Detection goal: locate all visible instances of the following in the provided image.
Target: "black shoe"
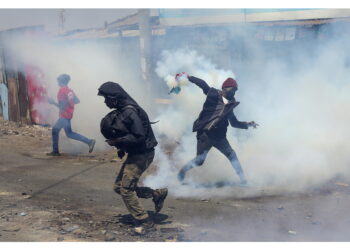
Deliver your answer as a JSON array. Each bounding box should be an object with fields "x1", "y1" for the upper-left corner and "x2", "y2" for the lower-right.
[
  {"x1": 133, "y1": 217, "x2": 155, "y2": 235},
  {"x1": 88, "y1": 139, "x2": 96, "y2": 153},
  {"x1": 153, "y1": 188, "x2": 168, "y2": 213},
  {"x1": 46, "y1": 151, "x2": 61, "y2": 156},
  {"x1": 177, "y1": 170, "x2": 186, "y2": 182}
]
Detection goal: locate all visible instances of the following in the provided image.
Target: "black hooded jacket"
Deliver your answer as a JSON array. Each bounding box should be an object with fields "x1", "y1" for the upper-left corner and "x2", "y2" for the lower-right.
[
  {"x1": 99, "y1": 82, "x2": 158, "y2": 154},
  {"x1": 189, "y1": 76, "x2": 248, "y2": 138}
]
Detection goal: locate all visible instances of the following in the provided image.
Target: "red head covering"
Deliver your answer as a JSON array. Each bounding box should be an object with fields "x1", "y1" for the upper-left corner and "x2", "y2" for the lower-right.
[{"x1": 222, "y1": 78, "x2": 238, "y2": 89}]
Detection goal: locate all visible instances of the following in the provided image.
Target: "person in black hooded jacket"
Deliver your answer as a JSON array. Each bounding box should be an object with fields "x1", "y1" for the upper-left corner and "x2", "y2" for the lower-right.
[
  {"x1": 177, "y1": 74, "x2": 258, "y2": 185},
  {"x1": 98, "y1": 81, "x2": 168, "y2": 233}
]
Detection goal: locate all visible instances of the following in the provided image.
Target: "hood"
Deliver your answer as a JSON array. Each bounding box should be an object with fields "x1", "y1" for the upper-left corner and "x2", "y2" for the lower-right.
[{"x1": 98, "y1": 81, "x2": 139, "y2": 109}]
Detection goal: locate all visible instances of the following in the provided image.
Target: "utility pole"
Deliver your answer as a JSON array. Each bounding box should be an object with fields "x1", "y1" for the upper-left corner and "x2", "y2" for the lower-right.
[{"x1": 138, "y1": 9, "x2": 152, "y2": 98}]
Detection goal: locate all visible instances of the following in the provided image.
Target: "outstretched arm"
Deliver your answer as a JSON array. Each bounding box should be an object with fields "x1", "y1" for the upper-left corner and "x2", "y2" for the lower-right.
[
  {"x1": 229, "y1": 112, "x2": 259, "y2": 129},
  {"x1": 228, "y1": 112, "x2": 248, "y2": 129},
  {"x1": 188, "y1": 76, "x2": 211, "y2": 95}
]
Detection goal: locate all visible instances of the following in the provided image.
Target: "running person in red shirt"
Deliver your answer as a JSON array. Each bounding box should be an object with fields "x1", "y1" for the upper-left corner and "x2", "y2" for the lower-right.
[{"x1": 47, "y1": 74, "x2": 96, "y2": 156}]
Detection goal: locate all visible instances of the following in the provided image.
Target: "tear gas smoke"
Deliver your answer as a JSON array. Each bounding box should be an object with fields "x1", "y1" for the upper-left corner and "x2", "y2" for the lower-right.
[
  {"x1": 2, "y1": 34, "x2": 152, "y2": 153},
  {"x1": 144, "y1": 33, "x2": 350, "y2": 198},
  {"x1": 3, "y1": 22, "x2": 350, "y2": 199}
]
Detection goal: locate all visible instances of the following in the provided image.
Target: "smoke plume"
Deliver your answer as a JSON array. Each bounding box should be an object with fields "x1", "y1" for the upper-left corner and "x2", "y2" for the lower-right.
[
  {"x1": 144, "y1": 27, "x2": 350, "y2": 198},
  {"x1": 3, "y1": 21, "x2": 350, "y2": 199},
  {"x1": 3, "y1": 33, "x2": 150, "y2": 153}
]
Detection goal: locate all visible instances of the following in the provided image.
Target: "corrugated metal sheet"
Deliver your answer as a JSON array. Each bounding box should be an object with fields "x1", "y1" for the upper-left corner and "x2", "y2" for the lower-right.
[
  {"x1": 58, "y1": 9, "x2": 350, "y2": 40},
  {"x1": 252, "y1": 17, "x2": 350, "y2": 26},
  {"x1": 159, "y1": 9, "x2": 245, "y2": 26},
  {"x1": 56, "y1": 28, "x2": 120, "y2": 40},
  {"x1": 246, "y1": 9, "x2": 350, "y2": 22},
  {"x1": 59, "y1": 27, "x2": 166, "y2": 40},
  {"x1": 17, "y1": 71, "x2": 30, "y2": 123},
  {"x1": 0, "y1": 83, "x2": 8, "y2": 120},
  {"x1": 107, "y1": 9, "x2": 158, "y2": 28},
  {"x1": 107, "y1": 13, "x2": 139, "y2": 29},
  {"x1": 158, "y1": 9, "x2": 350, "y2": 26},
  {"x1": 7, "y1": 76, "x2": 20, "y2": 122},
  {"x1": 0, "y1": 26, "x2": 40, "y2": 123}
]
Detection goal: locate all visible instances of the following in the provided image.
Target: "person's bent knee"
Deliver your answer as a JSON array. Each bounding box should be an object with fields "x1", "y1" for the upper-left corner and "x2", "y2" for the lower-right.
[
  {"x1": 120, "y1": 186, "x2": 135, "y2": 197},
  {"x1": 227, "y1": 151, "x2": 238, "y2": 161},
  {"x1": 65, "y1": 131, "x2": 74, "y2": 138}
]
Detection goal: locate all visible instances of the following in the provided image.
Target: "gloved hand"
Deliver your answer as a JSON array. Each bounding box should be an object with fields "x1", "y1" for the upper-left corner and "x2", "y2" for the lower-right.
[
  {"x1": 247, "y1": 121, "x2": 259, "y2": 128},
  {"x1": 117, "y1": 149, "x2": 125, "y2": 159}
]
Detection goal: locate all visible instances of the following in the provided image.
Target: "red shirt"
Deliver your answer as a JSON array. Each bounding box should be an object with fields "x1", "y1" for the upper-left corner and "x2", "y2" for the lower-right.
[{"x1": 57, "y1": 86, "x2": 75, "y2": 119}]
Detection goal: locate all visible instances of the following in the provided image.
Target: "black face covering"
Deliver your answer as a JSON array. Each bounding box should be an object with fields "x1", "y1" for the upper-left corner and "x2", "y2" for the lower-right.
[
  {"x1": 104, "y1": 97, "x2": 118, "y2": 109},
  {"x1": 222, "y1": 87, "x2": 237, "y2": 100}
]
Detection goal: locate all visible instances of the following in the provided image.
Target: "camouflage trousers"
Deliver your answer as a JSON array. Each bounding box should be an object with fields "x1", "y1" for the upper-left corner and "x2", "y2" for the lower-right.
[{"x1": 113, "y1": 150, "x2": 155, "y2": 220}]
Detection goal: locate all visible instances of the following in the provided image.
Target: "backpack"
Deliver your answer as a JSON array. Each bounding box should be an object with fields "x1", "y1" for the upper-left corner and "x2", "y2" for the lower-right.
[
  {"x1": 100, "y1": 109, "x2": 129, "y2": 139},
  {"x1": 100, "y1": 105, "x2": 141, "y2": 140}
]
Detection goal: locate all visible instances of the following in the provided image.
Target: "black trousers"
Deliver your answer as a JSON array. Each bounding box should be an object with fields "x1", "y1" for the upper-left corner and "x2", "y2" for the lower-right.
[{"x1": 179, "y1": 131, "x2": 246, "y2": 181}]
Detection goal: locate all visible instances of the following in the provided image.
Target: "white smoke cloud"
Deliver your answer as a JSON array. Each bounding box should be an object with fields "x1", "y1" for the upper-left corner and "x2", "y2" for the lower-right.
[
  {"x1": 3, "y1": 34, "x2": 149, "y2": 153},
  {"x1": 145, "y1": 49, "x2": 246, "y2": 197},
  {"x1": 4, "y1": 23, "x2": 350, "y2": 200},
  {"x1": 153, "y1": 48, "x2": 236, "y2": 138},
  {"x1": 145, "y1": 34, "x2": 350, "y2": 198}
]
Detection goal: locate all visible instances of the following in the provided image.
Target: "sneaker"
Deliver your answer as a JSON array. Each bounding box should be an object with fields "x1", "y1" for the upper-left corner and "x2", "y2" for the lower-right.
[
  {"x1": 133, "y1": 217, "x2": 155, "y2": 235},
  {"x1": 46, "y1": 151, "x2": 61, "y2": 156},
  {"x1": 88, "y1": 139, "x2": 96, "y2": 153},
  {"x1": 153, "y1": 188, "x2": 168, "y2": 213}
]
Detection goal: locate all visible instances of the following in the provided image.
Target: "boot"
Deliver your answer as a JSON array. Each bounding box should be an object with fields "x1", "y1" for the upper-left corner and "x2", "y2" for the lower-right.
[
  {"x1": 133, "y1": 216, "x2": 155, "y2": 235},
  {"x1": 152, "y1": 188, "x2": 168, "y2": 213}
]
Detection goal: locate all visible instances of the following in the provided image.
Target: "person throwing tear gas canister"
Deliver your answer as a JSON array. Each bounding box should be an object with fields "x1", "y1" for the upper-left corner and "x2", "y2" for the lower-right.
[
  {"x1": 98, "y1": 81, "x2": 168, "y2": 234},
  {"x1": 177, "y1": 73, "x2": 258, "y2": 186}
]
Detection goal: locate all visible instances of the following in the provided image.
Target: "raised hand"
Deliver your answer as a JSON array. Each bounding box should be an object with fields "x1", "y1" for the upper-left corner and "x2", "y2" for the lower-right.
[{"x1": 247, "y1": 121, "x2": 259, "y2": 128}]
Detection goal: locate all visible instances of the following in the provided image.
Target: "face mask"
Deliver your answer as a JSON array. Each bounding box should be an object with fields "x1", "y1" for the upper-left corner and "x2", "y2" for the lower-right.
[
  {"x1": 104, "y1": 97, "x2": 118, "y2": 109},
  {"x1": 222, "y1": 87, "x2": 236, "y2": 100}
]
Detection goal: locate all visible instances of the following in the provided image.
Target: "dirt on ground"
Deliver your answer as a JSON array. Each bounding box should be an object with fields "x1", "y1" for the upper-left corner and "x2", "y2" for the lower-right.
[{"x1": 1, "y1": 117, "x2": 350, "y2": 242}]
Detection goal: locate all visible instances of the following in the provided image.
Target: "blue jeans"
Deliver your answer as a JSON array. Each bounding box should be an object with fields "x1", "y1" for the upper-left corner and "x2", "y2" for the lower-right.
[{"x1": 52, "y1": 118, "x2": 91, "y2": 152}]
